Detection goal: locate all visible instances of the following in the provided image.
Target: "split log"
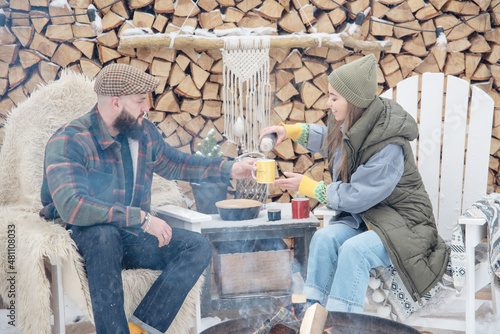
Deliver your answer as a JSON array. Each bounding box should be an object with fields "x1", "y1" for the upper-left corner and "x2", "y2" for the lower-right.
[
  {"x1": 18, "y1": 49, "x2": 45, "y2": 69},
  {"x1": 466, "y1": 53, "x2": 482, "y2": 78},
  {"x1": 199, "y1": 10, "x2": 224, "y2": 29},
  {"x1": 96, "y1": 30, "x2": 119, "y2": 48},
  {"x1": 23, "y1": 70, "x2": 44, "y2": 94},
  {"x1": 395, "y1": 55, "x2": 423, "y2": 77},
  {"x1": 184, "y1": 115, "x2": 205, "y2": 136},
  {"x1": 48, "y1": 3, "x2": 75, "y2": 25},
  {"x1": 8, "y1": 85, "x2": 29, "y2": 106},
  {"x1": 79, "y1": 58, "x2": 102, "y2": 79},
  {"x1": 447, "y1": 38, "x2": 472, "y2": 53},
  {"x1": 175, "y1": 75, "x2": 202, "y2": 98},
  {"x1": 258, "y1": 0, "x2": 285, "y2": 20},
  {"x1": 289, "y1": 101, "x2": 305, "y2": 122},
  {"x1": 174, "y1": 0, "x2": 201, "y2": 16},
  {"x1": 300, "y1": 82, "x2": 323, "y2": 108},
  {"x1": 303, "y1": 59, "x2": 328, "y2": 76},
  {"x1": 299, "y1": 303, "x2": 328, "y2": 334},
  {"x1": 444, "y1": 51, "x2": 465, "y2": 76},
  {"x1": 471, "y1": 63, "x2": 491, "y2": 81},
  {"x1": 150, "y1": 58, "x2": 172, "y2": 77},
  {"x1": 10, "y1": 26, "x2": 34, "y2": 47},
  {"x1": 191, "y1": 63, "x2": 210, "y2": 89},
  {"x1": 8, "y1": 65, "x2": 27, "y2": 88},
  {"x1": 276, "y1": 70, "x2": 294, "y2": 92},
  {"x1": 158, "y1": 114, "x2": 178, "y2": 137},
  {"x1": 202, "y1": 82, "x2": 220, "y2": 100},
  {"x1": 153, "y1": 15, "x2": 169, "y2": 33},
  {"x1": 415, "y1": 3, "x2": 440, "y2": 20},
  {"x1": 155, "y1": 0, "x2": 174, "y2": 13},
  {"x1": 200, "y1": 100, "x2": 222, "y2": 119},
  {"x1": 72, "y1": 24, "x2": 98, "y2": 39},
  {"x1": 98, "y1": 45, "x2": 121, "y2": 63},
  {"x1": 294, "y1": 154, "x2": 314, "y2": 173},
  {"x1": 276, "y1": 81, "x2": 299, "y2": 102},
  {"x1": 38, "y1": 61, "x2": 60, "y2": 83},
  {"x1": 30, "y1": 33, "x2": 58, "y2": 57},
  {"x1": 294, "y1": 67, "x2": 313, "y2": 84},
  {"x1": 10, "y1": 0, "x2": 31, "y2": 11},
  {"x1": 172, "y1": 112, "x2": 192, "y2": 128},
  {"x1": 0, "y1": 61, "x2": 9, "y2": 78},
  {"x1": 0, "y1": 44, "x2": 19, "y2": 65},
  {"x1": 73, "y1": 39, "x2": 95, "y2": 59},
  {"x1": 102, "y1": 11, "x2": 125, "y2": 31},
  {"x1": 0, "y1": 79, "x2": 8, "y2": 96},
  {"x1": 275, "y1": 138, "x2": 296, "y2": 160},
  {"x1": 155, "y1": 89, "x2": 180, "y2": 112},
  {"x1": 386, "y1": 1, "x2": 416, "y2": 22},
  {"x1": 181, "y1": 98, "x2": 203, "y2": 116},
  {"x1": 133, "y1": 11, "x2": 155, "y2": 28},
  {"x1": 129, "y1": 0, "x2": 154, "y2": 9}
]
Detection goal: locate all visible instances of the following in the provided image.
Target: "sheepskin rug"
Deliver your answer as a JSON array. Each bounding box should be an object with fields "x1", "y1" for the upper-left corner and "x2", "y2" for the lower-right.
[{"x1": 0, "y1": 70, "x2": 201, "y2": 333}]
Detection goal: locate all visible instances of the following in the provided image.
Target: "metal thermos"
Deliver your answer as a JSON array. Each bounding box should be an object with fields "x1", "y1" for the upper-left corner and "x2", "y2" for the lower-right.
[{"x1": 259, "y1": 133, "x2": 277, "y2": 153}]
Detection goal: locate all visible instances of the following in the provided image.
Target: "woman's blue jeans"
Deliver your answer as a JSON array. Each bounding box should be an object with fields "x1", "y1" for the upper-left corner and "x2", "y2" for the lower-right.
[
  {"x1": 68, "y1": 224, "x2": 212, "y2": 334},
  {"x1": 303, "y1": 223, "x2": 391, "y2": 313}
]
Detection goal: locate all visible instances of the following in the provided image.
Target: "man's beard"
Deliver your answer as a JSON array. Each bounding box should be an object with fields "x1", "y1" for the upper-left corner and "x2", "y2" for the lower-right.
[{"x1": 113, "y1": 107, "x2": 144, "y2": 140}]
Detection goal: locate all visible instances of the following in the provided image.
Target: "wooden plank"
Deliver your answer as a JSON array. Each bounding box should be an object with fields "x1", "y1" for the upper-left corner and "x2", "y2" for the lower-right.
[
  {"x1": 418, "y1": 73, "x2": 445, "y2": 221},
  {"x1": 215, "y1": 249, "x2": 291, "y2": 295},
  {"x1": 438, "y1": 76, "x2": 469, "y2": 240},
  {"x1": 395, "y1": 75, "x2": 419, "y2": 156},
  {"x1": 462, "y1": 86, "x2": 494, "y2": 210}
]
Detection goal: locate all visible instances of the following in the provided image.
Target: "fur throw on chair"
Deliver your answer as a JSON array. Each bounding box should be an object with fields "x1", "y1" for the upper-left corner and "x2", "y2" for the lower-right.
[{"x1": 0, "y1": 70, "x2": 201, "y2": 334}]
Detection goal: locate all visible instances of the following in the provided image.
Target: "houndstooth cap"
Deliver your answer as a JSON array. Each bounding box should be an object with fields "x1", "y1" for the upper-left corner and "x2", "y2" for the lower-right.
[{"x1": 94, "y1": 63, "x2": 160, "y2": 96}]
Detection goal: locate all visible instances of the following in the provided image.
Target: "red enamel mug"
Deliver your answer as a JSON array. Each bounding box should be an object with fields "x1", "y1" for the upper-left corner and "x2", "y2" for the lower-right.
[{"x1": 292, "y1": 198, "x2": 310, "y2": 219}]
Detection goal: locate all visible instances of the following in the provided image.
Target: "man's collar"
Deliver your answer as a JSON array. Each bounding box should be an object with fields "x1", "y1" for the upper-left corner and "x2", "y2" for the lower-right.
[{"x1": 90, "y1": 106, "x2": 117, "y2": 150}]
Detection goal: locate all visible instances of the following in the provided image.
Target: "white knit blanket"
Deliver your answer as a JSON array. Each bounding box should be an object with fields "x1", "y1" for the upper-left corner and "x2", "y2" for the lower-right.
[
  {"x1": 451, "y1": 193, "x2": 500, "y2": 293},
  {"x1": 370, "y1": 194, "x2": 500, "y2": 322}
]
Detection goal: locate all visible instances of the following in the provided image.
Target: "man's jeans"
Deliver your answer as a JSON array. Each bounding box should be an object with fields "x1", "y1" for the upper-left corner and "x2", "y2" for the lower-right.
[
  {"x1": 303, "y1": 223, "x2": 391, "y2": 313},
  {"x1": 68, "y1": 224, "x2": 212, "y2": 334}
]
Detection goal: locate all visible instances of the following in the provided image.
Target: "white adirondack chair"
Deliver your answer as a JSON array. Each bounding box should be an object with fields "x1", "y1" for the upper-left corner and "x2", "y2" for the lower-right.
[{"x1": 315, "y1": 72, "x2": 498, "y2": 334}]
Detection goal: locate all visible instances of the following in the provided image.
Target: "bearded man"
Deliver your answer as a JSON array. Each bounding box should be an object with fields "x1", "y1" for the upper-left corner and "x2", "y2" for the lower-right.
[{"x1": 39, "y1": 63, "x2": 255, "y2": 334}]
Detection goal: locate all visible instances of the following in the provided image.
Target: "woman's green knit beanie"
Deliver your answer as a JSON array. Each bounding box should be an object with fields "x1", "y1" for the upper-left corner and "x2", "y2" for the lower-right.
[{"x1": 328, "y1": 54, "x2": 378, "y2": 108}]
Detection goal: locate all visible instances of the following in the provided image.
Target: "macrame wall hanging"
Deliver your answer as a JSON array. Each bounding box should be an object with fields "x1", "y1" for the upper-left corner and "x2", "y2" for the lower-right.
[{"x1": 222, "y1": 37, "x2": 272, "y2": 153}]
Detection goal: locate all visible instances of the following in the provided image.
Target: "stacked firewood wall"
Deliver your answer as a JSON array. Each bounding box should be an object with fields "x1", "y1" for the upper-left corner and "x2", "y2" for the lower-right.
[{"x1": 1, "y1": 0, "x2": 500, "y2": 209}]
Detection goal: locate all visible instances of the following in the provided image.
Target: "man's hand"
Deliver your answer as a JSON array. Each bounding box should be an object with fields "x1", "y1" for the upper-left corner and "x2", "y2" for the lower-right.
[
  {"x1": 230, "y1": 160, "x2": 256, "y2": 179},
  {"x1": 141, "y1": 213, "x2": 172, "y2": 247},
  {"x1": 273, "y1": 172, "x2": 304, "y2": 192}
]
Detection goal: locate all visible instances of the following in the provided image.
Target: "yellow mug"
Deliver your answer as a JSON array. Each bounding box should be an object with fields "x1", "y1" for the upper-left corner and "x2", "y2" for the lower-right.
[{"x1": 252, "y1": 159, "x2": 276, "y2": 184}]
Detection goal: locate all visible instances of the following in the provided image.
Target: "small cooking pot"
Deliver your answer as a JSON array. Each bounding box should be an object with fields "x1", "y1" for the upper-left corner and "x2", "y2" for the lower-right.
[{"x1": 215, "y1": 199, "x2": 263, "y2": 221}]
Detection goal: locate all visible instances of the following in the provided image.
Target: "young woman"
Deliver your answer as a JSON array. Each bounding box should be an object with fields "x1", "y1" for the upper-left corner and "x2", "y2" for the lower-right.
[{"x1": 260, "y1": 54, "x2": 449, "y2": 313}]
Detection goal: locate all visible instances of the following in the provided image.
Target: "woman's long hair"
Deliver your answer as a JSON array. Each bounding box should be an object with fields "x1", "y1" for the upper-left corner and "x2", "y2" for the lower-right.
[{"x1": 322, "y1": 102, "x2": 365, "y2": 182}]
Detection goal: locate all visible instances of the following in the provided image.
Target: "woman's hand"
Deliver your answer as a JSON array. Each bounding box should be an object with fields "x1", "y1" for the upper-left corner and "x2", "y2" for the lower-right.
[
  {"x1": 259, "y1": 125, "x2": 287, "y2": 148},
  {"x1": 273, "y1": 172, "x2": 304, "y2": 192}
]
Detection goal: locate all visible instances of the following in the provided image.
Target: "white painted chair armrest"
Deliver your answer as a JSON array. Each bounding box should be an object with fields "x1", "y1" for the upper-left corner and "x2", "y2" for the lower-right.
[
  {"x1": 154, "y1": 205, "x2": 212, "y2": 233},
  {"x1": 457, "y1": 215, "x2": 488, "y2": 334},
  {"x1": 44, "y1": 258, "x2": 65, "y2": 334},
  {"x1": 313, "y1": 206, "x2": 342, "y2": 226}
]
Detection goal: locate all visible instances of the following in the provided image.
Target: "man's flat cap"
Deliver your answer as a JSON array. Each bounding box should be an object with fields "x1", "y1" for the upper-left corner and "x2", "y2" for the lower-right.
[{"x1": 94, "y1": 63, "x2": 160, "y2": 96}]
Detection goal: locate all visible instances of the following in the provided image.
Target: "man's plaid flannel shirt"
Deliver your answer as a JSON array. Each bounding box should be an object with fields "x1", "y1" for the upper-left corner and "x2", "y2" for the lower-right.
[{"x1": 40, "y1": 107, "x2": 233, "y2": 232}]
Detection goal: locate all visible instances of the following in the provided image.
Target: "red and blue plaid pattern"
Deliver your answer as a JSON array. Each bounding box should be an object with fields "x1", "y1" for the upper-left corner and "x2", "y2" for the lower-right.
[{"x1": 40, "y1": 107, "x2": 233, "y2": 231}]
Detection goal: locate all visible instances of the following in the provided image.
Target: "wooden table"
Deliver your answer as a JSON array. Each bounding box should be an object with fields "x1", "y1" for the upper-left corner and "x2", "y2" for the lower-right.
[{"x1": 158, "y1": 202, "x2": 320, "y2": 317}]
